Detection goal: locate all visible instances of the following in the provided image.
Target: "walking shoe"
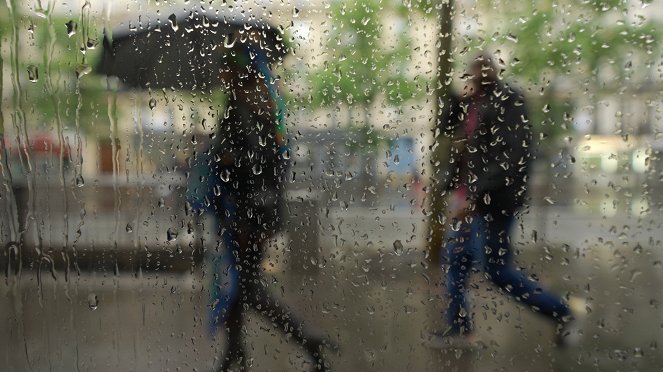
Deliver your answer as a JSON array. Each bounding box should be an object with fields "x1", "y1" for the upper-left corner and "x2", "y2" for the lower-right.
[
  {"x1": 555, "y1": 296, "x2": 587, "y2": 348},
  {"x1": 305, "y1": 336, "x2": 338, "y2": 371}
]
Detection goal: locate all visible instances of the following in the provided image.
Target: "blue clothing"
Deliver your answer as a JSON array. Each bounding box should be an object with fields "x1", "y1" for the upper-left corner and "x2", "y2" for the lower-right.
[
  {"x1": 445, "y1": 212, "x2": 570, "y2": 334},
  {"x1": 207, "y1": 218, "x2": 239, "y2": 334}
]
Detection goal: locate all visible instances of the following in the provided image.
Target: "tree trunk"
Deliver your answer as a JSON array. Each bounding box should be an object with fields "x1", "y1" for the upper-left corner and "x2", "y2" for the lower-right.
[{"x1": 427, "y1": 0, "x2": 454, "y2": 264}]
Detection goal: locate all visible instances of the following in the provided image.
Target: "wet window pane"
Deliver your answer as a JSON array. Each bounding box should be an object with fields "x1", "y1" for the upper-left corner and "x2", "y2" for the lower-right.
[{"x1": 2, "y1": 0, "x2": 662, "y2": 370}]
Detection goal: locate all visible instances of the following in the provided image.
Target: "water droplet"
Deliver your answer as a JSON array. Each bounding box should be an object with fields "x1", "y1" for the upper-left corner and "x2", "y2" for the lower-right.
[
  {"x1": 88, "y1": 293, "x2": 98, "y2": 310},
  {"x1": 483, "y1": 193, "x2": 491, "y2": 205},
  {"x1": 27, "y1": 65, "x2": 38, "y2": 83},
  {"x1": 86, "y1": 38, "x2": 98, "y2": 49},
  {"x1": 220, "y1": 169, "x2": 230, "y2": 182},
  {"x1": 252, "y1": 164, "x2": 262, "y2": 175},
  {"x1": 393, "y1": 240, "x2": 404, "y2": 256},
  {"x1": 633, "y1": 244, "x2": 643, "y2": 254},
  {"x1": 75, "y1": 175, "x2": 85, "y2": 187},
  {"x1": 223, "y1": 33, "x2": 236, "y2": 48},
  {"x1": 126, "y1": 223, "x2": 133, "y2": 233},
  {"x1": 630, "y1": 270, "x2": 642, "y2": 282},
  {"x1": 168, "y1": 14, "x2": 179, "y2": 32},
  {"x1": 393, "y1": 154, "x2": 400, "y2": 165},
  {"x1": 149, "y1": 98, "x2": 157, "y2": 110},
  {"x1": 66, "y1": 20, "x2": 77, "y2": 37},
  {"x1": 167, "y1": 228, "x2": 178, "y2": 242}
]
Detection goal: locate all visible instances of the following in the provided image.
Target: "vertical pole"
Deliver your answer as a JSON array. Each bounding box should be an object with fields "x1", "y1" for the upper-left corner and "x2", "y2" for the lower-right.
[{"x1": 427, "y1": 0, "x2": 454, "y2": 264}]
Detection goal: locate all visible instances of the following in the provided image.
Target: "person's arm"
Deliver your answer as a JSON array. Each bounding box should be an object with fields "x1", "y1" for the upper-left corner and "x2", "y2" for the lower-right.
[{"x1": 437, "y1": 94, "x2": 463, "y2": 192}]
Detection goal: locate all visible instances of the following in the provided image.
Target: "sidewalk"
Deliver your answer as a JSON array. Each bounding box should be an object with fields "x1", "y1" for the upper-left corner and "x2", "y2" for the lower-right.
[{"x1": 3, "y1": 232, "x2": 662, "y2": 371}]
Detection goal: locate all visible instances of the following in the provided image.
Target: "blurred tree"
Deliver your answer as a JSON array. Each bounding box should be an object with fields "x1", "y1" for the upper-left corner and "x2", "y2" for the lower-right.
[
  {"x1": 427, "y1": 0, "x2": 455, "y2": 263},
  {"x1": 307, "y1": 0, "x2": 423, "y2": 152},
  {"x1": 492, "y1": 0, "x2": 661, "y2": 137},
  {"x1": 0, "y1": 2, "x2": 111, "y2": 249},
  {"x1": 303, "y1": 0, "x2": 456, "y2": 259},
  {"x1": 0, "y1": 3, "x2": 110, "y2": 141}
]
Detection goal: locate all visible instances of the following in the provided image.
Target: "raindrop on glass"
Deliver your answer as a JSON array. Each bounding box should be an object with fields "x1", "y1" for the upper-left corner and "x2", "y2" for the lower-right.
[
  {"x1": 167, "y1": 228, "x2": 178, "y2": 242},
  {"x1": 65, "y1": 20, "x2": 77, "y2": 37},
  {"x1": 88, "y1": 293, "x2": 98, "y2": 310},
  {"x1": 168, "y1": 14, "x2": 179, "y2": 32},
  {"x1": 393, "y1": 240, "x2": 404, "y2": 256},
  {"x1": 27, "y1": 65, "x2": 38, "y2": 83}
]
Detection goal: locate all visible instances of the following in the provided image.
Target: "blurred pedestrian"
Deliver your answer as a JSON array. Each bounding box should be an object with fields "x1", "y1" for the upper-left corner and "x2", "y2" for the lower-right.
[
  {"x1": 432, "y1": 53, "x2": 575, "y2": 347},
  {"x1": 209, "y1": 33, "x2": 331, "y2": 371}
]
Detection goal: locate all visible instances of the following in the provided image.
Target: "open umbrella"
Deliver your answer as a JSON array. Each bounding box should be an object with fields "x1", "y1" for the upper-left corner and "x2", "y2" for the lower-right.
[{"x1": 96, "y1": 8, "x2": 287, "y2": 90}]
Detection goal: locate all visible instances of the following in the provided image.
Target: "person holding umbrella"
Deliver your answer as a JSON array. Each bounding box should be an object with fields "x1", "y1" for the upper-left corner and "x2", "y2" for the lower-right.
[
  {"x1": 97, "y1": 10, "x2": 332, "y2": 371},
  {"x1": 208, "y1": 31, "x2": 332, "y2": 371}
]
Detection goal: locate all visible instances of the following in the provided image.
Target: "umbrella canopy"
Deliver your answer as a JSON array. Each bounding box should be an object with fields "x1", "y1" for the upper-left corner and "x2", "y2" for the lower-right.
[{"x1": 96, "y1": 9, "x2": 287, "y2": 90}]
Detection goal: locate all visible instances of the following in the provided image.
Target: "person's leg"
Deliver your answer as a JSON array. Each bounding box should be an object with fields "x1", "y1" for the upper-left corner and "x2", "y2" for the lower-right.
[
  {"x1": 217, "y1": 224, "x2": 247, "y2": 371},
  {"x1": 240, "y1": 230, "x2": 329, "y2": 370},
  {"x1": 247, "y1": 233, "x2": 331, "y2": 371},
  {"x1": 477, "y1": 213, "x2": 571, "y2": 322},
  {"x1": 218, "y1": 297, "x2": 247, "y2": 371},
  {"x1": 444, "y1": 220, "x2": 475, "y2": 335}
]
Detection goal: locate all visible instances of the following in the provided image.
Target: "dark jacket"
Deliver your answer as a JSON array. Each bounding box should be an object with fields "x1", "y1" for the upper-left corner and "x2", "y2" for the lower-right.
[
  {"x1": 210, "y1": 98, "x2": 289, "y2": 232},
  {"x1": 440, "y1": 81, "x2": 532, "y2": 214}
]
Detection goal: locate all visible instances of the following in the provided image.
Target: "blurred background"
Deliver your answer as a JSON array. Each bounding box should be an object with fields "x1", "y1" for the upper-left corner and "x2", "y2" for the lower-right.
[{"x1": 2, "y1": 0, "x2": 663, "y2": 371}]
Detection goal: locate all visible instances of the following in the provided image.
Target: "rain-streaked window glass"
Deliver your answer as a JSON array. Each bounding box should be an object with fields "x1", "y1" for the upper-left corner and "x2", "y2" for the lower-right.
[{"x1": 2, "y1": 0, "x2": 663, "y2": 370}]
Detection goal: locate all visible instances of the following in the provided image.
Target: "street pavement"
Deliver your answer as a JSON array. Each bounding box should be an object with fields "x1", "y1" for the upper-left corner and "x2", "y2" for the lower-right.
[
  {"x1": 4, "y1": 175, "x2": 663, "y2": 372},
  {"x1": 3, "y1": 206, "x2": 663, "y2": 372}
]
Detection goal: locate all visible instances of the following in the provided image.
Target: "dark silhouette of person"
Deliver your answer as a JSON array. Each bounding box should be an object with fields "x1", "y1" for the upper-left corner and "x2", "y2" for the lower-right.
[
  {"x1": 435, "y1": 53, "x2": 574, "y2": 346},
  {"x1": 209, "y1": 36, "x2": 331, "y2": 371}
]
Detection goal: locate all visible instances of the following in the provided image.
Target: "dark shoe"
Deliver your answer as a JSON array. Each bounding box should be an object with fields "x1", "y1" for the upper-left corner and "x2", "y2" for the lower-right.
[
  {"x1": 555, "y1": 317, "x2": 581, "y2": 348},
  {"x1": 555, "y1": 297, "x2": 587, "y2": 348},
  {"x1": 305, "y1": 336, "x2": 338, "y2": 371}
]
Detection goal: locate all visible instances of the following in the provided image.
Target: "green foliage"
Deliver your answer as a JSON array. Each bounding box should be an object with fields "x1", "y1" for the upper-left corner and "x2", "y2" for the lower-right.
[
  {"x1": 496, "y1": 1, "x2": 661, "y2": 83},
  {"x1": 308, "y1": 0, "x2": 421, "y2": 109},
  {"x1": 0, "y1": 8, "x2": 110, "y2": 135},
  {"x1": 474, "y1": 0, "x2": 663, "y2": 144}
]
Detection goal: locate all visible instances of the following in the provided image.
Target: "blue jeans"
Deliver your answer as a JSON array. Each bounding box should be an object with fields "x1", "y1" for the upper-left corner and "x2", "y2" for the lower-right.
[{"x1": 444, "y1": 212, "x2": 570, "y2": 334}]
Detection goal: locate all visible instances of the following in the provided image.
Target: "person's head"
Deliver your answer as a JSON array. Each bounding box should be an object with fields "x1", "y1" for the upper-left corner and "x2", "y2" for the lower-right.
[
  {"x1": 468, "y1": 53, "x2": 500, "y2": 93},
  {"x1": 218, "y1": 30, "x2": 269, "y2": 91}
]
